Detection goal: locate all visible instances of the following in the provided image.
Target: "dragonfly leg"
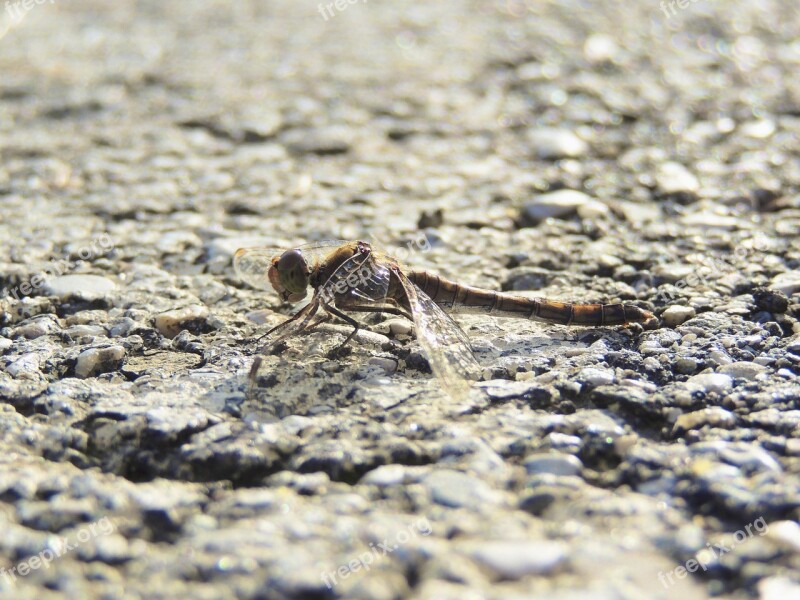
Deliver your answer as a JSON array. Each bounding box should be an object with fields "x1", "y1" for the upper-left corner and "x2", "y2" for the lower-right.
[
  {"x1": 248, "y1": 300, "x2": 319, "y2": 395},
  {"x1": 247, "y1": 356, "x2": 263, "y2": 397},
  {"x1": 340, "y1": 303, "x2": 413, "y2": 322},
  {"x1": 254, "y1": 301, "x2": 317, "y2": 346},
  {"x1": 320, "y1": 301, "x2": 362, "y2": 349},
  {"x1": 305, "y1": 312, "x2": 332, "y2": 332}
]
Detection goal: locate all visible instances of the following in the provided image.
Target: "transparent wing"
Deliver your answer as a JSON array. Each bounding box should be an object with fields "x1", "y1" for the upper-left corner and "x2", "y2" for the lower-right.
[
  {"x1": 233, "y1": 240, "x2": 352, "y2": 292},
  {"x1": 396, "y1": 271, "x2": 481, "y2": 401},
  {"x1": 233, "y1": 247, "x2": 281, "y2": 291},
  {"x1": 317, "y1": 249, "x2": 391, "y2": 306}
]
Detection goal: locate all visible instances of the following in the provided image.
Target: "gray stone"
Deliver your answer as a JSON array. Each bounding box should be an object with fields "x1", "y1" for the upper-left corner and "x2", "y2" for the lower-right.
[
  {"x1": 11, "y1": 317, "x2": 61, "y2": 339},
  {"x1": 674, "y1": 357, "x2": 698, "y2": 374},
  {"x1": 718, "y1": 361, "x2": 770, "y2": 380},
  {"x1": 691, "y1": 441, "x2": 782, "y2": 473},
  {"x1": 424, "y1": 470, "x2": 501, "y2": 509},
  {"x1": 281, "y1": 126, "x2": 353, "y2": 155},
  {"x1": 524, "y1": 453, "x2": 583, "y2": 477},
  {"x1": 662, "y1": 305, "x2": 696, "y2": 327},
  {"x1": 656, "y1": 162, "x2": 699, "y2": 193},
  {"x1": 769, "y1": 271, "x2": 800, "y2": 296},
  {"x1": 359, "y1": 465, "x2": 410, "y2": 487},
  {"x1": 44, "y1": 275, "x2": 116, "y2": 299},
  {"x1": 367, "y1": 356, "x2": 398, "y2": 374},
  {"x1": 6, "y1": 353, "x2": 41, "y2": 378},
  {"x1": 74, "y1": 345, "x2": 126, "y2": 378},
  {"x1": 522, "y1": 190, "x2": 591, "y2": 222},
  {"x1": 577, "y1": 367, "x2": 615, "y2": 387},
  {"x1": 758, "y1": 577, "x2": 800, "y2": 600},
  {"x1": 467, "y1": 540, "x2": 568, "y2": 578},
  {"x1": 685, "y1": 373, "x2": 734, "y2": 394},
  {"x1": 528, "y1": 128, "x2": 588, "y2": 159},
  {"x1": 154, "y1": 305, "x2": 210, "y2": 339},
  {"x1": 766, "y1": 521, "x2": 800, "y2": 553},
  {"x1": 673, "y1": 407, "x2": 736, "y2": 433}
]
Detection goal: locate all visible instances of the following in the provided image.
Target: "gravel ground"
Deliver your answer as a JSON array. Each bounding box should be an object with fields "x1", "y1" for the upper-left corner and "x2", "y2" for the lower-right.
[{"x1": 1, "y1": 1, "x2": 800, "y2": 598}]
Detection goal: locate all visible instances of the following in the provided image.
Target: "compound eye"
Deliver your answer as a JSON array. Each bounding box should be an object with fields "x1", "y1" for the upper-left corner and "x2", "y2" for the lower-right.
[
  {"x1": 277, "y1": 249, "x2": 310, "y2": 295},
  {"x1": 277, "y1": 249, "x2": 306, "y2": 273}
]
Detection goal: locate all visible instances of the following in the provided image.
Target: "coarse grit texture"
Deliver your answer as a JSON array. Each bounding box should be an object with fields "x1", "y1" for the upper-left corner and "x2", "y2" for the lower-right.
[{"x1": 1, "y1": 1, "x2": 799, "y2": 599}]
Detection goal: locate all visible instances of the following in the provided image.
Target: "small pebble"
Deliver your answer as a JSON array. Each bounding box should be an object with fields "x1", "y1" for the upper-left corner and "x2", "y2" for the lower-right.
[
  {"x1": 359, "y1": 464, "x2": 408, "y2": 487},
  {"x1": 44, "y1": 275, "x2": 116, "y2": 299},
  {"x1": 656, "y1": 162, "x2": 699, "y2": 194},
  {"x1": 469, "y1": 541, "x2": 567, "y2": 578},
  {"x1": 739, "y1": 119, "x2": 775, "y2": 139},
  {"x1": 769, "y1": 271, "x2": 800, "y2": 296},
  {"x1": 577, "y1": 367, "x2": 614, "y2": 387},
  {"x1": 74, "y1": 345, "x2": 126, "y2": 378},
  {"x1": 674, "y1": 357, "x2": 698, "y2": 374},
  {"x1": 707, "y1": 350, "x2": 733, "y2": 366},
  {"x1": 662, "y1": 305, "x2": 696, "y2": 327},
  {"x1": 424, "y1": 470, "x2": 500, "y2": 509},
  {"x1": 718, "y1": 361, "x2": 769, "y2": 380},
  {"x1": 155, "y1": 305, "x2": 210, "y2": 339},
  {"x1": 524, "y1": 453, "x2": 583, "y2": 477},
  {"x1": 367, "y1": 356, "x2": 397, "y2": 374},
  {"x1": 767, "y1": 521, "x2": 800, "y2": 553},
  {"x1": 386, "y1": 318, "x2": 413, "y2": 336},
  {"x1": 12, "y1": 318, "x2": 60, "y2": 339},
  {"x1": 583, "y1": 34, "x2": 618, "y2": 63},
  {"x1": 7, "y1": 353, "x2": 41, "y2": 378},
  {"x1": 673, "y1": 407, "x2": 736, "y2": 433},
  {"x1": 685, "y1": 373, "x2": 733, "y2": 394},
  {"x1": 528, "y1": 128, "x2": 587, "y2": 159},
  {"x1": 521, "y1": 190, "x2": 591, "y2": 222},
  {"x1": 758, "y1": 577, "x2": 800, "y2": 600}
]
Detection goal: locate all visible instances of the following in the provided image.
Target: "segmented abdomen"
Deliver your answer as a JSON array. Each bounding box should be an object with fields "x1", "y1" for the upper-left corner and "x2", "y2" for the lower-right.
[{"x1": 407, "y1": 270, "x2": 652, "y2": 325}]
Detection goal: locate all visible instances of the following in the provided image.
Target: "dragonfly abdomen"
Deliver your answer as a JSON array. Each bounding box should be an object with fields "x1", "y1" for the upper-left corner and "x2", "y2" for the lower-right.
[{"x1": 407, "y1": 270, "x2": 652, "y2": 325}]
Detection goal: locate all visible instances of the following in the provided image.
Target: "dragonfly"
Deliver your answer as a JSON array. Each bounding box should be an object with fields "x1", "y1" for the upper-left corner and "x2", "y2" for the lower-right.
[{"x1": 233, "y1": 240, "x2": 654, "y2": 400}]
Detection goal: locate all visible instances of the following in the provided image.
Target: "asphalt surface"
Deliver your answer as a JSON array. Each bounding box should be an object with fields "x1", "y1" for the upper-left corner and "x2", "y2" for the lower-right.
[{"x1": 1, "y1": 1, "x2": 799, "y2": 598}]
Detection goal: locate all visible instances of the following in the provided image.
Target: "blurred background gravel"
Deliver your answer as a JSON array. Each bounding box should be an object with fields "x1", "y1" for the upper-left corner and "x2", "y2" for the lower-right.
[{"x1": 1, "y1": 1, "x2": 799, "y2": 598}]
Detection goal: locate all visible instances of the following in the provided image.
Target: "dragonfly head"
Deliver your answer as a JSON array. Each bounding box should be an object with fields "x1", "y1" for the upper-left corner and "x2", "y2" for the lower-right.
[{"x1": 269, "y1": 249, "x2": 311, "y2": 302}]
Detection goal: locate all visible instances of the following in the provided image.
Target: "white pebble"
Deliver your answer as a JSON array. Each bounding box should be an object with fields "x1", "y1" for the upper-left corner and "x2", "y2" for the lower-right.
[
  {"x1": 718, "y1": 361, "x2": 769, "y2": 381},
  {"x1": 155, "y1": 305, "x2": 209, "y2": 339},
  {"x1": 523, "y1": 190, "x2": 591, "y2": 221},
  {"x1": 578, "y1": 367, "x2": 615, "y2": 387},
  {"x1": 662, "y1": 305, "x2": 696, "y2": 327},
  {"x1": 44, "y1": 275, "x2": 116, "y2": 299},
  {"x1": 656, "y1": 162, "x2": 699, "y2": 194},
  {"x1": 75, "y1": 345, "x2": 126, "y2": 378},
  {"x1": 528, "y1": 128, "x2": 588, "y2": 159},
  {"x1": 7, "y1": 353, "x2": 41, "y2": 379},
  {"x1": 686, "y1": 373, "x2": 733, "y2": 394}
]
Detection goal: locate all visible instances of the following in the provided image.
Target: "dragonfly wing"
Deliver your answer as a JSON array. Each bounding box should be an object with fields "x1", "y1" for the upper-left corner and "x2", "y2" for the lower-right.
[
  {"x1": 233, "y1": 241, "x2": 352, "y2": 290},
  {"x1": 318, "y1": 251, "x2": 391, "y2": 305},
  {"x1": 233, "y1": 247, "x2": 282, "y2": 291},
  {"x1": 396, "y1": 271, "x2": 481, "y2": 400}
]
